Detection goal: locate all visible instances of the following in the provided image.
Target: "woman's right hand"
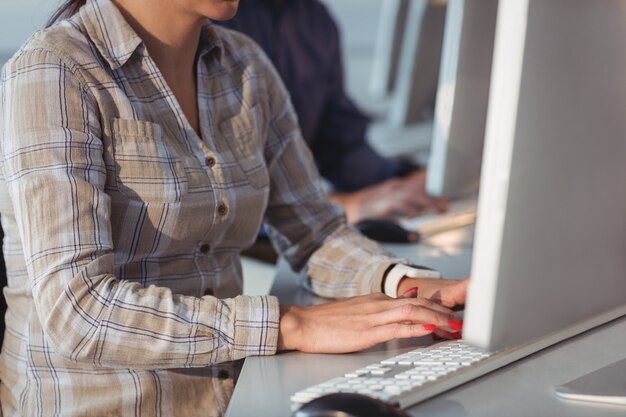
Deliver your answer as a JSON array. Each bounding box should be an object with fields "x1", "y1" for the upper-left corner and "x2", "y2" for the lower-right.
[{"x1": 277, "y1": 293, "x2": 463, "y2": 353}]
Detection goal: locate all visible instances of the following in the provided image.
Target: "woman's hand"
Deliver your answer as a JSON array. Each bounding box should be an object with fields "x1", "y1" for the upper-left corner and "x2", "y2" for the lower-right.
[
  {"x1": 397, "y1": 277, "x2": 469, "y2": 309},
  {"x1": 396, "y1": 278, "x2": 469, "y2": 340},
  {"x1": 278, "y1": 293, "x2": 464, "y2": 353}
]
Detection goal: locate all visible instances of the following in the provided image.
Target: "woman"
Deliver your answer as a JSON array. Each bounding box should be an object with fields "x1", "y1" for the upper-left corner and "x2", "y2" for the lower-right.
[{"x1": 0, "y1": 0, "x2": 467, "y2": 415}]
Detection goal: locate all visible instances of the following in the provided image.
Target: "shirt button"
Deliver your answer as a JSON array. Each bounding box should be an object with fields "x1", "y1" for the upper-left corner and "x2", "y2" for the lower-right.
[
  {"x1": 217, "y1": 203, "x2": 228, "y2": 216},
  {"x1": 205, "y1": 156, "x2": 216, "y2": 168},
  {"x1": 200, "y1": 244, "x2": 210, "y2": 254},
  {"x1": 204, "y1": 288, "x2": 214, "y2": 296}
]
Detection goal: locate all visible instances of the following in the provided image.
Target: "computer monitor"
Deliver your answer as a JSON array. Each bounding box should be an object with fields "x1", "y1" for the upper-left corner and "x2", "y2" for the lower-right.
[
  {"x1": 369, "y1": 0, "x2": 410, "y2": 99},
  {"x1": 464, "y1": 0, "x2": 626, "y2": 355},
  {"x1": 379, "y1": 0, "x2": 447, "y2": 127},
  {"x1": 425, "y1": 0, "x2": 498, "y2": 199}
]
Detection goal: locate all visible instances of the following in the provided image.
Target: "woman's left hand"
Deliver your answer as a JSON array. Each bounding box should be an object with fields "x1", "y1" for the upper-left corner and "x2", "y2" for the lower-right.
[
  {"x1": 397, "y1": 277, "x2": 468, "y2": 309},
  {"x1": 397, "y1": 277, "x2": 468, "y2": 339}
]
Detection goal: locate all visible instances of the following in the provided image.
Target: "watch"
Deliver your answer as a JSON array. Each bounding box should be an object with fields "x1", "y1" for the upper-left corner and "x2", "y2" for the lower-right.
[{"x1": 383, "y1": 264, "x2": 441, "y2": 298}]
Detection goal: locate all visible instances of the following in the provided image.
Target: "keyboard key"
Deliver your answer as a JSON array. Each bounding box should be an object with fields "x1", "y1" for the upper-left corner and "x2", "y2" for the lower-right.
[
  {"x1": 370, "y1": 368, "x2": 392, "y2": 375},
  {"x1": 290, "y1": 340, "x2": 494, "y2": 408}
]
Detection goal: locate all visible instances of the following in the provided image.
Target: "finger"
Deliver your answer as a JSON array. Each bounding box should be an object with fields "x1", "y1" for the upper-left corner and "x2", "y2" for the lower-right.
[
  {"x1": 369, "y1": 302, "x2": 461, "y2": 331},
  {"x1": 440, "y1": 280, "x2": 469, "y2": 307},
  {"x1": 368, "y1": 322, "x2": 437, "y2": 345},
  {"x1": 425, "y1": 279, "x2": 469, "y2": 308},
  {"x1": 394, "y1": 297, "x2": 463, "y2": 321},
  {"x1": 433, "y1": 328, "x2": 463, "y2": 340},
  {"x1": 346, "y1": 293, "x2": 444, "y2": 317},
  {"x1": 379, "y1": 196, "x2": 418, "y2": 217},
  {"x1": 310, "y1": 293, "x2": 391, "y2": 315}
]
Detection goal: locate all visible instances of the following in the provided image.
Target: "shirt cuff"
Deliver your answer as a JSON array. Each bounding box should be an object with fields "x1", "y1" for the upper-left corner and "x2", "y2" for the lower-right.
[
  {"x1": 383, "y1": 264, "x2": 441, "y2": 298},
  {"x1": 229, "y1": 295, "x2": 280, "y2": 360}
]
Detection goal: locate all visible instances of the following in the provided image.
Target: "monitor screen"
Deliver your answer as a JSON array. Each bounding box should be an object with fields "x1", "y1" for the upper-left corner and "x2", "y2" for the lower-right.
[
  {"x1": 426, "y1": 0, "x2": 498, "y2": 199},
  {"x1": 464, "y1": 0, "x2": 626, "y2": 352}
]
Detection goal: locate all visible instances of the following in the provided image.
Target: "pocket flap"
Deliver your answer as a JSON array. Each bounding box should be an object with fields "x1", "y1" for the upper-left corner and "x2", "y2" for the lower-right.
[{"x1": 111, "y1": 118, "x2": 163, "y2": 142}]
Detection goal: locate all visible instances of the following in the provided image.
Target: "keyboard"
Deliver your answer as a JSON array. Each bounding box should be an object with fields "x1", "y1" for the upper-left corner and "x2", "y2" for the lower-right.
[{"x1": 290, "y1": 340, "x2": 495, "y2": 409}]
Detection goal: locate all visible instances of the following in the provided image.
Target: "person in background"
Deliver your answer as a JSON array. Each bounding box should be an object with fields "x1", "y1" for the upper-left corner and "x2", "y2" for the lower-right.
[
  {"x1": 0, "y1": 0, "x2": 467, "y2": 415},
  {"x1": 217, "y1": 0, "x2": 448, "y2": 224},
  {"x1": 0, "y1": 223, "x2": 5, "y2": 348}
]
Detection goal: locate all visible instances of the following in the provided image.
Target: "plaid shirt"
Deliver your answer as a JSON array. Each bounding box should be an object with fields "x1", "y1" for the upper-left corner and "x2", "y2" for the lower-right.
[{"x1": 0, "y1": 0, "x2": 405, "y2": 415}]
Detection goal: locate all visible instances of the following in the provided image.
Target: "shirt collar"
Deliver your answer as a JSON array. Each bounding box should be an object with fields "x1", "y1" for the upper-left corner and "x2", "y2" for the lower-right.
[
  {"x1": 79, "y1": 0, "x2": 223, "y2": 70},
  {"x1": 198, "y1": 21, "x2": 224, "y2": 65}
]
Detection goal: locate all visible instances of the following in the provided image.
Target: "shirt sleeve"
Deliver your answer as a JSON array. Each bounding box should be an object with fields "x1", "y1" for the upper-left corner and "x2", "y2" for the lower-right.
[
  {"x1": 1, "y1": 48, "x2": 278, "y2": 369},
  {"x1": 258, "y1": 51, "x2": 410, "y2": 298}
]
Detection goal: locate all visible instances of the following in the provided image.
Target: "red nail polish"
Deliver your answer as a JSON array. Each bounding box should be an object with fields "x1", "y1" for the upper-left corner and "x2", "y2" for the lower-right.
[
  {"x1": 449, "y1": 320, "x2": 463, "y2": 331},
  {"x1": 452, "y1": 332, "x2": 462, "y2": 340},
  {"x1": 423, "y1": 324, "x2": 436, "y2": 331},
  {"x1": 400, "y1": 286, "x2": 418, "y2": 298}
]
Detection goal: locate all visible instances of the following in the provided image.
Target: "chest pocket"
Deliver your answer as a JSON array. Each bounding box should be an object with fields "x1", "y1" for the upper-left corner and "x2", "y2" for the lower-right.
[
  {"x1": 219, "y1": 104, "x2": 270, "y2": 189},
  {"x1": 110, "y1": 118, "x2": 188, "y2": 203}
]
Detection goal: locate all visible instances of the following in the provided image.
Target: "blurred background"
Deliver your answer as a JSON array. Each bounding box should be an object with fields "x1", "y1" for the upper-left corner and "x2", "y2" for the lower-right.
[
  {"x1": 2, "y1": 1, "x2": 384, "y2": 96},
  {"x1": 1, "y1": 0, "x2": 58, "y2": 65}
]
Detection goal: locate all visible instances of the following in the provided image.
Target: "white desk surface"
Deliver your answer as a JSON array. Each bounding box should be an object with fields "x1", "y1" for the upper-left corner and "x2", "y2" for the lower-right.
[{"x1": 225, "y1": 226, "x2": 626, "y2": 417}]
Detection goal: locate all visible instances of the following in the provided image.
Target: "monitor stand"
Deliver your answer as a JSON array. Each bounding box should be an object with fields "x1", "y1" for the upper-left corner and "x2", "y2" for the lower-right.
[{"x1": 554, "y1": 358, "x2": 626, "y2": 406}]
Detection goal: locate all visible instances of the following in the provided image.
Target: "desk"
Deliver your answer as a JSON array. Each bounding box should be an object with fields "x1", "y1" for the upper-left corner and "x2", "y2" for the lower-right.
[{"x1": 225, "y1": 226, "x2": 626, "y2": 417}]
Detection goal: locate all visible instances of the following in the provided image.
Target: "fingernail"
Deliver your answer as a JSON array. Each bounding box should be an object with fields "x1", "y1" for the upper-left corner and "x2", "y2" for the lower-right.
[
  {"x1": 449, "y1": 320, "x2": 463, "y2": 331},
  {"x1": 399, "y1": 287, "x2": 418, "y2": 298},
  {"x1": 452, "y1": 332, "x2": 462, "y2": 340},
  {"x1": 423, "y1": 324, "x2": 436, "y2": 331}
]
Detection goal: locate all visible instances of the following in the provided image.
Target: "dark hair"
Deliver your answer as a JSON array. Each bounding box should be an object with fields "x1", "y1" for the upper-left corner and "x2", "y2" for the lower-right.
[{"x1": 46, "y1": 0, "x2": 87, "y2": 28}]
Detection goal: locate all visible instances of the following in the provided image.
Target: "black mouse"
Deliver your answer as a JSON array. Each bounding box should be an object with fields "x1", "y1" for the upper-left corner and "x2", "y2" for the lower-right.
[
  {"x1": 354, "y1": 219, "x2": 419, "y2": 243},
  {"x1": 292, "y1": 393, "x2": 412, "y2": 417}
]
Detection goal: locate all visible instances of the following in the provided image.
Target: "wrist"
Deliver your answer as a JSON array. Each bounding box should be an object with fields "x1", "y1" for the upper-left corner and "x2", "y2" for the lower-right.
[
  {"x1": 397, "y1": 277, "x2": 421, "y2": 297},
  {"x1": 383, "y1": 264, "x2": 441, "y2": 298},
  {"x1": 398, "y1": 277, "x2": 449, "y2": 301},
  {"x1": 278, "y1": 304, "x2": 302, "y2": 351}
]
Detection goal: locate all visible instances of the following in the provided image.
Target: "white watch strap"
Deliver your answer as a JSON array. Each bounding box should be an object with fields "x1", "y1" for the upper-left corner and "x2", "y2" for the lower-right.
[{"x1": 383, "y1": 264, "x2": 441, "y2": 298}]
